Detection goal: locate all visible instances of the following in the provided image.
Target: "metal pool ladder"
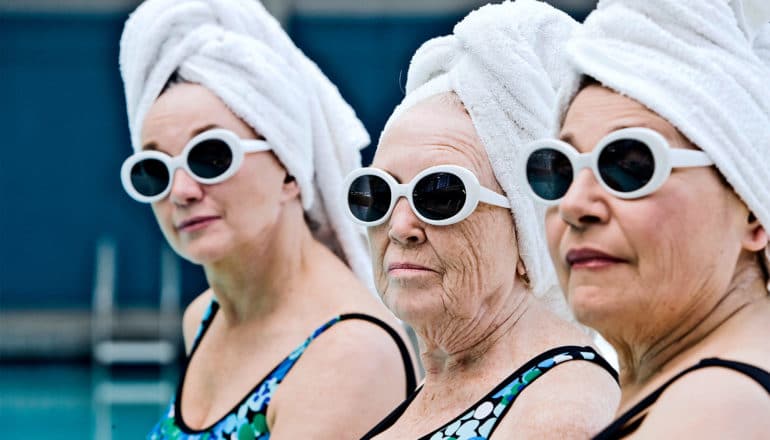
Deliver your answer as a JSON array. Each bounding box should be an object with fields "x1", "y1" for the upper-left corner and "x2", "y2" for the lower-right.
[{"x1": 90, "y1": 236, "x2": 182, "y2": 439}]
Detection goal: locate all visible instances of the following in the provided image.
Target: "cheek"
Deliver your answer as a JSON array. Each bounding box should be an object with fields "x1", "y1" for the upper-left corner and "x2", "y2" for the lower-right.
[
  {"x1": 151, "y1": 202, "x2": 187, "y2": 257},
  {"x1": 440, "y1": 210, "x2": 514, "y2": 296},
  {"x1": 367, "y1": 227, "x2": 389, "y2": 291},
  {"x1": 544, "y1": 209, "x2": 568, "y2": 280},
  {"x1": 224, "y1": 172, "x2": 283, "y2": 236},
  {"x1": 151, "y1": 203, "x2": 175, "y2": 239},
  {"x1": 621, "y1": 188, "x2": 736, "y2": 297}
]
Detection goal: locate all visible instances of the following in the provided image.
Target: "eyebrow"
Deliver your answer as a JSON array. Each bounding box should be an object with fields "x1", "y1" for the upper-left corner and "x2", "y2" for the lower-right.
[
  {"x1": 559, "y1": 122, "x2": 662, "y2": 147},
  {"x1": 192, "y1": 123, "x2": 220, "y2": 137},
  {"x1": 375, "y1": 166, "x2": 403, "y2": 183},
  {"x1": 141, "y1": 123, "x2": 223, "y2": 151},
  {"x1": 558, "y1": 130, "x2": 576, "y2": 145}
]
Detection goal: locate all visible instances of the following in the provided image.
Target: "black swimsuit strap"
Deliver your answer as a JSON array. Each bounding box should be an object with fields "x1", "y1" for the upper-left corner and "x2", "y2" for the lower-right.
[
  {"x1": 339, "y1": 313, "x2": 417, "y2": 396},
  {"x1": 188, "y1": 299, "x2": 219, "y2": 356},
  {"x1": 593, "y1": 357, "x2": 770, "y2": 440}
]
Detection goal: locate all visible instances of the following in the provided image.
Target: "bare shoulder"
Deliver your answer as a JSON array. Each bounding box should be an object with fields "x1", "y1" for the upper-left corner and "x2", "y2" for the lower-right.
[
  {"x1": 268, "y1": 315, "x2": 412, "y2": 439},
  {"x1": 181, "y1": 289, "x2": 214, "y2": 353},
  {"x1": 494, "y1": 352, "x2": 621, "y2": 439},
  {"x1": 637, "y1": 363, "x2": 770, "y2": 438}
]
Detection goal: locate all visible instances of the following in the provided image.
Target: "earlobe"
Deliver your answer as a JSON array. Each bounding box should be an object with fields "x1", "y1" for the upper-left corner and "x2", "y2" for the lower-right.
[
  {"x1": 280, "y1": 173, "x2": 301, "y2": 202},
  {"x1": 516, "y1": 259, "x2": 530, "y2": 287},
  {"x1": 743, "y1": 212, "x2": 768, "y2": 252}
]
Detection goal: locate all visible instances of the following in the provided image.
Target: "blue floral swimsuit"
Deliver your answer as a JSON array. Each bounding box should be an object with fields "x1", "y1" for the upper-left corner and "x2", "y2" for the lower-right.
[
  {"x1": 148, "y1": 300, "x2": 416, "y2": 439},
  {"x1": 362, "y1": 345, "x2": 618, "y2": 440}
]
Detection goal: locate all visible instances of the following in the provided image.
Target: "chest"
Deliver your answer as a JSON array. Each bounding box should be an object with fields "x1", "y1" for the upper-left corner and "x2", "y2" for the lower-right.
[
  {"x1": 178, "y1": 327, "x2": 306, "y2": 430},
  {"x1": 377, "y1": 383, "x2": 506, "y2": 440}
]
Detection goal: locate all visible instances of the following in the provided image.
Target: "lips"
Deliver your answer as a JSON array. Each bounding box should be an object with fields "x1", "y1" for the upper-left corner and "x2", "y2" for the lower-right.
[
  {"x1": 176, "y1": 215, "x2": 220, "y2": 231},
  {"x1": 565, "y1": 248, "x2": 625, "y2": 269},
  {"x1": 387, "y1": 262, "x2": 435, "y2": 273}
]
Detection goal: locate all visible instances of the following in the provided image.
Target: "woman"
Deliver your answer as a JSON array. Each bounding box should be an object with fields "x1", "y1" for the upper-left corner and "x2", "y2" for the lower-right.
[
  {"x1": 118, "y1": 1, "x2": 417, "y2": 438},
  {"x1": 351, "y1": 2, "x2": 620, "y2": 439},
  {"x1": 520, "y1": 0, "x2": 770, "y2": 437}
]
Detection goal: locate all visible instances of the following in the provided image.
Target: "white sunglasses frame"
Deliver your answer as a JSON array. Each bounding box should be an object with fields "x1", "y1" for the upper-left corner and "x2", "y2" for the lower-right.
[
  {"x1": 121, "y1": 128, "x2": 270, "y2": 203},
  {"x1": 343, "y1": 164, "x2": 511, "y2": 227},
  {"x1": 521, "y1": 127, "x2": 714, "y2": 206}
]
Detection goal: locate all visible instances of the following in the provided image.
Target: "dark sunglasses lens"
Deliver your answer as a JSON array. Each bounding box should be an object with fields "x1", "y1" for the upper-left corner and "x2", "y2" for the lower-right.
[
  {"x1": 348, "y1": 175, "x2": 392, "y2": 223},
  {"x1": 413, "y1": 172, "x2": 466, "y2": 221},
  {"x1": 130, "y1": 159, "x2": 169, "y2": 197},
  {"x1": 598, "y1": 139, "x2": 654, "y2": 193},
  {"x1": 188, "y1": 139, "x2": 233, "y2": 179},
  {"x1": 526, "y1": 148, "x2": 573, "y2": 201}
]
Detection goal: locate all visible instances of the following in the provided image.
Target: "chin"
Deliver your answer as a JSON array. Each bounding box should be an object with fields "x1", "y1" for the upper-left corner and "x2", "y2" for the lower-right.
[
  {"x1": 567, "y1": 287, "x2": 624, "y2": 331},
  {"x1": 384, "y1": 285, "x2": 445, "y2": 326},
  {"x1": 174, "y1": 238, "x2": 231, "y2": 265}
]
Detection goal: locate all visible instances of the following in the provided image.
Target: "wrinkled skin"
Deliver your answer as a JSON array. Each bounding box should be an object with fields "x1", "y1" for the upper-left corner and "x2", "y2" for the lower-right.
[
  {"x1": 369, "y1": 93, "x2": 524, "y2": 355},
  {"x1": 548, "y1": 84, "x2": 768, "y2": 380}
]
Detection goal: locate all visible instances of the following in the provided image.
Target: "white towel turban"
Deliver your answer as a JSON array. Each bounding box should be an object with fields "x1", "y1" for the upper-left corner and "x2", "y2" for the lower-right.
[
  {"x1": 756, "y1": 24, "x2": 770, "y2": 68},
  {"x1": 557, "y1": 0, "x2": 770, "y2": 282},
  {"x1": 119, "y1": 0, "x2": 373, "y2": 286},
  {"x1": 382, "y1": 0, "x2": 579, "y2": 316}
]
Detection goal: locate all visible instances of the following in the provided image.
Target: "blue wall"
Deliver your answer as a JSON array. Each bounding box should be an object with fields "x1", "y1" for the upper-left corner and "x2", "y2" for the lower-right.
[
  {"x1": 1, "y1": 13, "x2": 168, "y2": 309},
  {"x1": 0, "y1": 11, "x2": 468, "y2": 309},
  {"x1": 0, "y1": 5, "x2": 590, "y2": 309}
]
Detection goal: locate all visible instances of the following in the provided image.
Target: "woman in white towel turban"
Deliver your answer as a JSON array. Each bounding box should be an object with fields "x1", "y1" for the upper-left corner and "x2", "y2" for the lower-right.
[
  {"x1": 118, "y1": 0, "x2": 418, "y2": 438},
  {"x1": 519, "y1": 0, "x2": 770, "y2": 438},
  {"x1": 351, "y1": 2, "x2": 620, "y2": 439}
]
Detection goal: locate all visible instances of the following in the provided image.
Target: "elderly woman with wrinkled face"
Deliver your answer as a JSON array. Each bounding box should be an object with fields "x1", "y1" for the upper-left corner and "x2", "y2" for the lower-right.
[
  {"x1": 350, "y1": 3, "x2": 621, "y2": 439},
  {"x1": 520, "y1": 0, "x2": 770, "y2": 438}
]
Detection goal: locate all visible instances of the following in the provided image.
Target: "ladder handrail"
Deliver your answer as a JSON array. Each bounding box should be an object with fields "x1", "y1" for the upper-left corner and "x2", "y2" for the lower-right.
[{"x1": 91, "y1": 236, "x2": 117, "y2": 345}]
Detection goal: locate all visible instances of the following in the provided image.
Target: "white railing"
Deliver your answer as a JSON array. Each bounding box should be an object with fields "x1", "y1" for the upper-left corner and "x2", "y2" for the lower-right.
[{"x1": 90, "y1": 237, "x2": 182, "y2": 439}]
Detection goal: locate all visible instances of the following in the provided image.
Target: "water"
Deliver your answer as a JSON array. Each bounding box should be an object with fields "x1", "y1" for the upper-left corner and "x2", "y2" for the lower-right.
[{"x1": 0, "y1": 363, "x2": 174, "y2": 439}]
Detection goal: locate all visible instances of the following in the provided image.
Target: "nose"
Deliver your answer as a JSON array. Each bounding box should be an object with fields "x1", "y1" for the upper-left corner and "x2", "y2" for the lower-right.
[
  {"x1": 558, "y1": 168, "x2": 610, "y2": 229},
  {"x1": 167, "y1": 168, "x2": 203, "y2": 206},
  {"x1": 387, "y1": 198, "x2": 426, "y2": 246}
]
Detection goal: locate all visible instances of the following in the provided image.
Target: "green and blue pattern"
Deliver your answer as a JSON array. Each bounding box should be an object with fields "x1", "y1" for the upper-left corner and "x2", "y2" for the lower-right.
[
  {"x1": 148, "y1": 301, "x2": 342, "y2": 440},
  {"x1": 423, "y1": 348, "x2": 604, "y2": 440}
]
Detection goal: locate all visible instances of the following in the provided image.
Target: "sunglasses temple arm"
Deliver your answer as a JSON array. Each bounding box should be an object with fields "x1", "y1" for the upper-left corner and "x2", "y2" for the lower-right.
[
  {"x1": 670, "y1": 149, "x2": 714, "y2": 167},
  {"x1": 242, "y1": 140, "x2": 271, "y2": 152},
  {"x1": 479, "y1": 188, "x2": 511, "y2": 208}
]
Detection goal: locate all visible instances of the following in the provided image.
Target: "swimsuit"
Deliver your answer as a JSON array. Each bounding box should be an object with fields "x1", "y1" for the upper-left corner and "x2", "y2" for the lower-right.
[
  {"x1": 362, "y1": 345, "x2": 617, "y2": 440},
  {"x1": 148, "y1": 300, "x2": 417, "y2": 439},
  {"x1": 593, "y1": 358, "x2": 770, "y2": 439}
]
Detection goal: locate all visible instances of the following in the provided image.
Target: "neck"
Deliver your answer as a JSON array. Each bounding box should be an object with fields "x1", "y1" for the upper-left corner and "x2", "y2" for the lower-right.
[
  {"x1": 416, "y1": 284, "x2": 533, "y2": 384},
  {"x1": 611, "y1": 255, "x2": 769, "y2": 403},
  {"x1": 202, "y1": 205, "x2": 319, "y2": 326}
]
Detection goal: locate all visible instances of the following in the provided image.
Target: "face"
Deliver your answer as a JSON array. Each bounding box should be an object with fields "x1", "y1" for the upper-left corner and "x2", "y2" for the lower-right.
[
  {"x1": 141, "y1": 83, "x2": 296, "y2": 264},
  {"x1": 370, "y1": 94, "x2": 520, "y2": 328},
  {"x1": 547, "y1": 84, "x2": 754, "y2": 341}
]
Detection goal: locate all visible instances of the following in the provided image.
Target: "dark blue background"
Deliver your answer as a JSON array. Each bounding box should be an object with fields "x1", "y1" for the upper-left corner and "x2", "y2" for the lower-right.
[{"x1": 0, "y1": 11, "x2": 471, "y2": 309}]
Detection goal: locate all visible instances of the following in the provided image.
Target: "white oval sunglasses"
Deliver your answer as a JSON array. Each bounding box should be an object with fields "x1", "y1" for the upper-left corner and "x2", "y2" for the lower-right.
[
  {"x1": 121, "y1": 128, "x2": 270, "y2": 203},
  {"x1": 521, "y1": 127, "x2": 714, "y2": 206},
  {"x1": 343, "y1": 164, "x2": 510, "y2": 227}
]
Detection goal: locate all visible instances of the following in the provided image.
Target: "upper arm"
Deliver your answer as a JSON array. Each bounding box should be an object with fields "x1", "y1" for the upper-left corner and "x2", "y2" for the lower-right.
[
  {"x1": 633, "y1": 368, "x2": 770, "y2": 439},
  {"x1": 181, "y1": 290, "x2": 213, "y2": 354},
  {"x1": 267, "y1": 319, "x2": 410, "y2": 439},
  {"x1": 494, "y1": 358, "x2": 621, "y2": 439}
]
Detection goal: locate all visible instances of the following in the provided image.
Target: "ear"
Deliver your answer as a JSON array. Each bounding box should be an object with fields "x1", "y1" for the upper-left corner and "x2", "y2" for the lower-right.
[
  {"x1": 280, "y1": 173, "x2": 301, "y2": 202},
  {"x1": 516, "y1": 259, "x2": 530, "y2": 287},
  {"x1": 742, "y1": 212, "x2": 768, "y2": 252}
]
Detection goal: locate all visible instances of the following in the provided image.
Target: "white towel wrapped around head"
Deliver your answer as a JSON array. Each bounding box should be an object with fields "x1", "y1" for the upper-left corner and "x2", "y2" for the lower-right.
[
  {"x1": 383, "y1": 0, "x2": 579, "y2": 316},
  {"x1": 755, "y1": 23, "x2": 770, "y2": 68},
  {"x1": 119, "y1": 0, "x2": 373, "y2": 286},
  {"x1": 557, "y1": 0, "x2": 770, "y2": 284}
]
